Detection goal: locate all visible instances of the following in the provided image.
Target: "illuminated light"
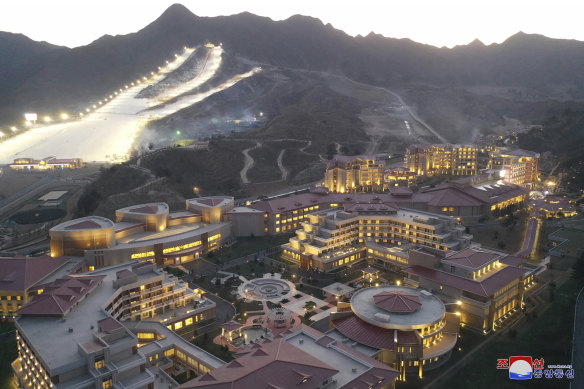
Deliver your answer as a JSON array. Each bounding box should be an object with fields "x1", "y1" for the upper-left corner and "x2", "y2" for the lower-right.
[
  {"x1": 455, "y1": 312, "x2": 461, "y2": 316},
  {"x1": 456, "y1": 300, "x2": 462, "y2": 305},
  {"x1": 396, "y1": 280, "x2": 401, "y2": 286},
  {"x1": 109, "y1": 95, "x2": 113, "y2": 98},
  {"x1": 43, "y1": 116, "x2": 52, "y2": 123},
  {"x1": 125, "y1": 85, "x2": 129, "y2": 89},
  {"x1": 85, "y1": 108, "x2": 90, "y2": 112},
  {"x1": 11, "y1": 126, "x2": 17, "y2": 132},
  {"x1": 92, "y1": 104, "x2": 97, "y2": 109},
  {"x1": 60, "y1": 113, "x2": 69, "y2": 120},
  {"x1": 151, "y1": 71, "x2": 155, "y2": 75},
  {"x1": 176, "y1": 130, "x2": 181, "y2": 135},
  {"x1": 130, "y1": 82, "x2": 134, "y2": 86},
  {"x1": 142, "y1": 76, "x2": 147, "y2": 80},
  {"x1": 0, "y1": 131, "x2": 4, "y2": 137},
  {"x1": 79, "y1": 113, "x2": 84, "y2": 117}
]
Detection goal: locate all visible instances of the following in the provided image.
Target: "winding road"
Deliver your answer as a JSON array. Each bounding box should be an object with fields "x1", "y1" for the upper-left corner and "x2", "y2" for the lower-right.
[{"x1": 240, "y1": 141, "x2": 261, "y2": 184}]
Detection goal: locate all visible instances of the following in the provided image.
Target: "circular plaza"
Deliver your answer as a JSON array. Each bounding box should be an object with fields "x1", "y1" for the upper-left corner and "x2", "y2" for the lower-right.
[{"x1": 238, "y1": 277, "x2": 296, "y2": 302}]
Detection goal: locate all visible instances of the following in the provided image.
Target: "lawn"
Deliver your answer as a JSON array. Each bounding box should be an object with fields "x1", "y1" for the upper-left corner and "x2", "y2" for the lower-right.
[
  {"x1": 206, "y1": 235, "x2": 293, "y2": 265},
  {"x1": 427, "y1": 277, "x2": 583, "y2": 389},
  {"x1": 191, "y1": 328, "x2": 234, "y2": 362}
]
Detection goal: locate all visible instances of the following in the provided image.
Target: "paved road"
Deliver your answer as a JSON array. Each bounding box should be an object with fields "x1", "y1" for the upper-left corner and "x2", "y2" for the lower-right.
[
  {"x1": 515, "y1": 218, "x2": 539, "y2": 258},
  {"x1": 571, "y1": 286, "x2": 584, "y2": 389}
]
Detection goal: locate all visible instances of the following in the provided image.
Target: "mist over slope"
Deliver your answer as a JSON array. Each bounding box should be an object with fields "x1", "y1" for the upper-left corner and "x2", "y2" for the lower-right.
[{"x1": 2, "y1": 3, "x2": 584, "y2": 144}]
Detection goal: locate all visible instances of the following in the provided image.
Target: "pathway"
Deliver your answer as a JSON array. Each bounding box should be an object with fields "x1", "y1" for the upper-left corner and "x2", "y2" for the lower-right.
[
  {"x1": 240, "y1": 141, "x2": 261, "y2": 184},
  {"x1": 276, "y1": 149, "x2": 288, "y2": 181}
]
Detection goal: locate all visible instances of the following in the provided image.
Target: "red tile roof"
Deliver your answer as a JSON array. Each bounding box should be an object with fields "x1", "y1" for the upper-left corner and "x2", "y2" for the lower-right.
[
  {"x1": 443, "y1": 248, "x2": 501, "y2": 269},
  {"x1": 64, "y1": 220, "x2": 102, "y2": 229},
  {"x1": 221, "y1": 320, "x2": 243, "y2": 332},
  {"x1": 405, "y1": 265, "x2": 525, "y2": 297},
  {"x1": 129, "y1": 205, "x2": 160, "y2": 214},
  {"x1": 98, "y1": 317, "x2": 124, "y2": 333},
  {"x1": 332, "y1": 314, "x2": 395, "y2": 350},
  {"x1": 373, "y1": 291, "x2": 422, "y2": 313},
  {"x1": 0, "y1": 256, "x2": 71, "y2": 292},
  {"x1": 18, "y1": 275, "x2": 105, "y2": 316},
  {"x1": 198, "y1": 198, "x2": 225, "y2": 206},
  {"x1": 180, "y1": 338, "x2": 338, "y2": 389}
]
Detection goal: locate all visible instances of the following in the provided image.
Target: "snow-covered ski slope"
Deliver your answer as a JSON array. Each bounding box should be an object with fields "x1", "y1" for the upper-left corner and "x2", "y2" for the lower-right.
[{"x1": 0, "y1": 45, "x2": 260, "y2": 163}]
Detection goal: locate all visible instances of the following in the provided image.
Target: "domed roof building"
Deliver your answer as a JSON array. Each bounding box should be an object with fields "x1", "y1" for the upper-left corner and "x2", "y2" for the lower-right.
[{"x1": 329, "y1": 285, "x2": 459, "y2": 380}]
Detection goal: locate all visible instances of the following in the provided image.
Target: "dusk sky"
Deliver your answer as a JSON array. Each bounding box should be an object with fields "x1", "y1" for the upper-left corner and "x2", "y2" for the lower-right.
[{"x1": 1, "y1": 0, "x2": 583, "y2": 48}]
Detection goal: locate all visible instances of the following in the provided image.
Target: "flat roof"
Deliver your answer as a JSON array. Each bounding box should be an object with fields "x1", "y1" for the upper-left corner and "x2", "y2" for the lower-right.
[{"x1": 350, "y1": 286, "x2": 445, "y2": 330}]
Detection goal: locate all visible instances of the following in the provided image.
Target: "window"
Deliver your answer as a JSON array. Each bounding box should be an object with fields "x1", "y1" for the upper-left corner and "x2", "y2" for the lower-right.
[
  {"x1": 185, "y1": 318, "x2": 193, "y2": 326},
  {"x1": 140, "y1": 285, "x2": 145, "y2": 291},
  {"x1": 95, "y1": 357, "x2": 105, "y2": 369},
  {"x1": 174, "y1": 321, "x2": 183, "y2": 330},
  {"x1": 102, "y1": 377, "x2": 113, "y2": 389}
]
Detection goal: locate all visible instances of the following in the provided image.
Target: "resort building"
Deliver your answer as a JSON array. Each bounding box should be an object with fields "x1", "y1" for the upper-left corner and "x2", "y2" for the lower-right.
[
  {"x1": 323, "y1": 155, "x2": 385, "y2": 193},
  {"x1": 13, "y1": 261, "x2": 221, "y2": 389},
  {"x1": 404, "y1": 144, "x2": 477, "y2": 176},
  {"x1": 281, "y1": 204, "x2": 472, "y2": 272},
  {"x1": 403, "y1": 246, "x2": 536, "y2": 333},
  {"x1": 49, "y1": 197, "x2": 238, "y2": 269},
  {"x1": 0, "y1": 256, "x2": 80, "y2": 320},
  {"x1": 383, "y1": 166, "x2": 418, "y2": 188},
  {"x1": 487, "y1": 147, "x2": 540, "y2": 187},
  {"x1": 10, "y1": 157, "x2": 84, "y2": 170},
  {"x1": 251, "y1": 181, "x2": 527, "y2": 231},
  {"x1": 181, "y1": 325, "x2": 400, "y2": 389},
  {"x1": 329, "y1": 285, "x2": 459, "y2": 380},
  {"x1": 529, "y1": 197, "x2": 577, "y2": 218}
]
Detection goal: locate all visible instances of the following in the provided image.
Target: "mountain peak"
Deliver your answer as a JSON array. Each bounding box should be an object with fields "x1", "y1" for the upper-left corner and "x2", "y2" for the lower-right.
[{"x1": 156, "y1": 3, "x2": 197, "y2": 23}]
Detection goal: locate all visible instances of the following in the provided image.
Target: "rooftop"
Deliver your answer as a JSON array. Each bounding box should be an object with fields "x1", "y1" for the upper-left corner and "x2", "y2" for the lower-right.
[
  {"x1": 0, "y1": 256, "x2": 72, "y2": 292},
  {"x1": 117, "y1": 202, "x2": 169, "y2": 215},
  {"x1": 350, "y1": 286, "x2": 445, "y2": 330},
  {"x1": 187, "y1": 196, "x2": 233, "y2": 208},
  {"x1": 443, "y1": 247, "x2": 503, "y2": 270},
  {"x1": 52, "y1": 216, "x2": 115, "y2": 231}
]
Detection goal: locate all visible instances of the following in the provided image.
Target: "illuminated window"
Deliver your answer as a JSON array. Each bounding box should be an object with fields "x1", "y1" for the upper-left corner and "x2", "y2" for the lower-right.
[
  {"x1": 276, "y1": 228, "x2": 280, "y2": 233},
  {"x1": 174, "y1": 321, "x2": 183, "y2": 330},
  {"x1": 102, "y1": 378, "x2": 113, "y2": 389},
  {"x1": 137, "y1": 332, "x2": 155, "y2": 340},
  {"x1": 37, "y1": 289, "x2": 44, "y2": 295},
  {"x1": 442, "y1": 207, "x2": 448, "y2": 212},
  {"x1": 166, "y1": 325, "x2": 172, "y2": 330},
  {"x1": 165, "y1": 349, "x2": 175, "y2": 357},
  {"x1": 88, "y1": 266, "x2": 95, "y2": 271},
  {"x1": 140, "y1": 285, "x2": 145, "y2": 291},
  {"x1": 185, "y1": 318, "x2": 193, "y2": 326},
  {"x1": 95, "y1": 357, "x2": 105, "y2": 369}
]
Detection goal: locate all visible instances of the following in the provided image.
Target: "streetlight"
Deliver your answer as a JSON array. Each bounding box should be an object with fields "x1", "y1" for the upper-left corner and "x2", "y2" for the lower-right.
[{"x1": 60, "y1": 113, "x2": 69, "y2": 120}]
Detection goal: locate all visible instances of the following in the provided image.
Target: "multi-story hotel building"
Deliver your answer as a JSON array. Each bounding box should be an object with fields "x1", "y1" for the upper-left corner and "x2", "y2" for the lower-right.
[
  {"x1": 404, "y1": 144, "x2": 477, "y2": 176},
  {"x1": 281, "y1": 204, "x2": 473, "y2": 272},
  {"x1": 10, "y1": 156, "x2": 84, "y2": 170},
  {"x1": 329, "y1": 285, "x2": 460, "y2": 380},
  {"x1": 487, "y1": 147, "x2": 540, "y2": 187},
  {"x1": 383, "y1": 166, "x2": 417, "y2": 188},
  {"x1": 49, "y1": 197, "x2": 243, "y2": 270},
  {"x1": 0, "y1": 256, "x2": 79, "y2": 320},
  {"x1": 323, "y1": 155, "x2": 385, "y2": 193},
  {"x1": 13, "y1": 261, "x2": 221, "y2": 389},
  {"x1": 404, "y1": 247, "x2": 536, "y2": 333}
]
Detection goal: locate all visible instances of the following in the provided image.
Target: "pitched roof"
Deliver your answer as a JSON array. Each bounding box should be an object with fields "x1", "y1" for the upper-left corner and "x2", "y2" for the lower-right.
[
  {"x1": 332, "y1": 314, "x2": 395, "y2": 350},
  {"x1": 0, "y1": 256, "x2": 71, "y2": 292},
  {"x1": 405, "y1": 265, "x2": 525, "y2": 297},
  {"x1": 443, "y1": 248, "x2": 501, "y2": 269},
  {"x1": 179, "y1": 338, "x2": 338, "y2": 389},
  {"x1": 373, "y1": 291, "x2": 422, "y2": 313},
  {"x1": 65, "y1": 220, "x2": 101, "y2": 229},
  {"x1": 18, "y1": 275, "x2": 105, "y2": 316}
]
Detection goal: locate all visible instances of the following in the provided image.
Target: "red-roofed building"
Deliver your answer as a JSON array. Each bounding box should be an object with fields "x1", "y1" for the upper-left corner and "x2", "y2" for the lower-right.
[
  {"x1": 181, "y1": 326, "x2": 399, "y2": 389},
  {"x1": 330, "y1": 286, "x2": 459, "y2": 381},
  {"x1": 404, "y1": 244, "x2": 534, "y2": 332},
  {"x1": 0, "y1": 256, "x2": 75, "y2": 320}
]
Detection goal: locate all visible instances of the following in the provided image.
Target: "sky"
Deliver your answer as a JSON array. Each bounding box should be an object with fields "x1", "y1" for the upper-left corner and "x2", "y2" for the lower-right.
[{"x1": 1, "y1": 0, "x2": 583, "y2": 48}]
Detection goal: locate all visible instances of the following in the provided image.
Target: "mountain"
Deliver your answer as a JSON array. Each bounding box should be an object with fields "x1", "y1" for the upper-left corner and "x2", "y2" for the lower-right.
[{"x1": 1, "y1": 4, "x2": 584, "y2": 130}]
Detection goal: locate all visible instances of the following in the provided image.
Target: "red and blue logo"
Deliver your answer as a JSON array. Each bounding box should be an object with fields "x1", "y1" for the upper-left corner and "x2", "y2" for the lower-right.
[{"x1": 497, "y1": 356, "x2": 545, "y2": 380}]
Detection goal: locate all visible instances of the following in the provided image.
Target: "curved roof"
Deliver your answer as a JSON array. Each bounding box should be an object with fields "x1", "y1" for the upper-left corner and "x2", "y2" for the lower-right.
[
  {"x1": 116, "y1": 202, "x2": 169, "y2": 215},
  {"x1": 52, "y1": 216, "x2": 115, "y2": 231},
  {"x1": 350, "y1": 286, "x2": 445, "y2": 330},
  {"x1": 373, "y1": 291, "x2": 422, "y2": 313},
  {"x1": 187, "y1": 196, "x2": 234, "y2": 208}
]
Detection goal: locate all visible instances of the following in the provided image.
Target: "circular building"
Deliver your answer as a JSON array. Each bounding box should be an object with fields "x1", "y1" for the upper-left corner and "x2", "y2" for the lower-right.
[
  {"x1": 330, "y1": 286, "x2": 459, "y2": 380},
  {"x1": 50, "y1": 216, "x2": 116, "y2": 258}
]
